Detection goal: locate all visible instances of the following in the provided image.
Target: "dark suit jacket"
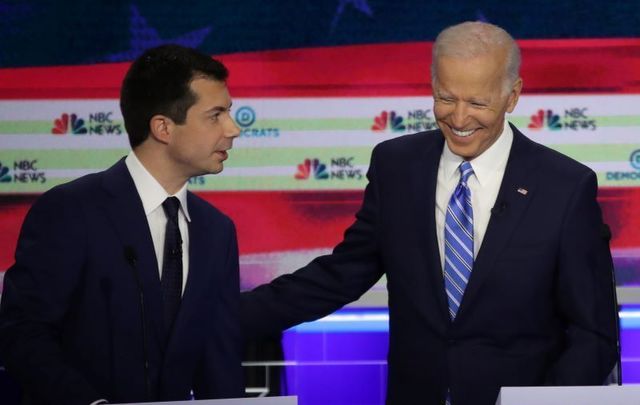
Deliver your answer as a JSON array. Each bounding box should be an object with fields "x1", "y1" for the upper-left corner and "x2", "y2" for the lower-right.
[
  {"x1": 242, "y1": 125, "x2": 618, "y2": 405},
  {"x1": 0, "y1": 158, "x2": 244, "y2": 404}
]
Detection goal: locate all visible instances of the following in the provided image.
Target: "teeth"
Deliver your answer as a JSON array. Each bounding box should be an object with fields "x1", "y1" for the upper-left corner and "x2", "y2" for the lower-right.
[{"x1": 452, "y1": 128, "x2": 474, "y2": 137}]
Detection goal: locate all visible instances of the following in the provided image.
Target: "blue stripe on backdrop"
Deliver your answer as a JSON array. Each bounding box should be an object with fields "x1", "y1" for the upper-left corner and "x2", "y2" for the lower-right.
[{"x1": 0, "y1": 0, "x2": 638, "y2": 68}]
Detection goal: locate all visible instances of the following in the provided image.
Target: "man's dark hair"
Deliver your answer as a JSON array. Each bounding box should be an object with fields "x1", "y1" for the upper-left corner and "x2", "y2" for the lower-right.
[{"x1": 120, "y1": 44, "x2": 229, "y2": 148}]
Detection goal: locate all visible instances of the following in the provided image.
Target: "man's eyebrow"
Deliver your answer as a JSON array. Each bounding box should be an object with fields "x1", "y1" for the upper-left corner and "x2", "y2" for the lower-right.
[
  {"x1": 468, "y1": 97, "x2": 490, "y2": 104},
  {"x1": 204, "y1": 102, "x2": 232, "y2": 114}
]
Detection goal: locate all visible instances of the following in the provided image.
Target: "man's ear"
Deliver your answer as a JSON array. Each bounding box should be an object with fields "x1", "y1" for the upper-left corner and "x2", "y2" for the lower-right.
[
  {"x1": 149, "y1": 115, "x2": 172, "y2": 144},
  {"x1": 506, "y1": 77, "x2": 523, "y2": 114}
]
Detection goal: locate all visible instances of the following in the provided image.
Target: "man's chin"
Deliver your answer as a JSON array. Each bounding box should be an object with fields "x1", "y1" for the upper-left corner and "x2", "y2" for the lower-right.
[
  {"x1": 209, "y1": 164, "x2": 224, "y2": 175},
  {"x1": 190, "y1": 164, "x2": 223, "y2": 178},
  {"x1": 444, "y1": 139, "x2": 478, "y2": 160}
]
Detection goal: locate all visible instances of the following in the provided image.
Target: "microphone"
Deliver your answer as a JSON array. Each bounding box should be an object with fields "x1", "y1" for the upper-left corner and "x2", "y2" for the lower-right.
[
  {"x1": 601, "y1": 223, "x2": 612, "y2": 241},
  {"x1": 600, "y1": 224, "x2": 622, "y2": 385},
  {"x1": 124, "y1": 246, "x2": 151, "y2": 400},
  {"x1": 100, "y1": 278, "x2": 115, "y2": 400},
  {"x1": 124, "y1": 246, "x2": 136, "y2": 265},
  {"x1": 491, "y1": 201, "x2": 507, "y2": 216}
]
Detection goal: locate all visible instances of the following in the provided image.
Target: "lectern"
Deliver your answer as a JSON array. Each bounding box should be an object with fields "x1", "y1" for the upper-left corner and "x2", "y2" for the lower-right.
[
  {"x1": 496, "y1": 385, "x2": 640, "y2": 405},
  {"x1": 118, "y1": 396, "x2": 297, "y2": 405}
]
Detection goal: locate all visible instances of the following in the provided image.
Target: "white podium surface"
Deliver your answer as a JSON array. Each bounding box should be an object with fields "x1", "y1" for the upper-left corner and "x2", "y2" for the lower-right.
[
  {"x1": 496, "y1": 385, "x2": 640, "y2": 405},
  {"x1": 118, "y1": 396, "x2": 297, "y2": 405}
]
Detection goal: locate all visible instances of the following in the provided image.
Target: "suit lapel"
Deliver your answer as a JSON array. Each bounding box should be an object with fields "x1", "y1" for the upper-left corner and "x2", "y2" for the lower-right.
[
  {"x1": 456, "y1": 126, "x2": 539, "y2": 320},
  {"x1": 100, "y1": 158, "x2": 165, "y2": 348},
  {"x1": 410, "y1": 133, "x2": 450, "y2": 324}
]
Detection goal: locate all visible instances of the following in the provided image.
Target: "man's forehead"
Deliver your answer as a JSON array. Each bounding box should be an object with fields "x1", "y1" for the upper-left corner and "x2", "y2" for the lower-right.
[
  {"x1": 436, "y1": 53, "x2": 506, "y2": 79},
  {"x1": 183, "y1": 79, "x2": 231, "y2": 116},
  {"x1": 189, "y1": 76, "x2": 227, "y2": 89},
  {"x1": 190, "y1": 78, "x2": 230, "y2": 97}
]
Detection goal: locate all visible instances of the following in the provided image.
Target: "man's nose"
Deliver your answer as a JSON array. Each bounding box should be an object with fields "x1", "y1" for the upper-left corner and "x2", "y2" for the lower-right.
[
  {"x1": 226, "y1": 115, "x2": 240, "y2": 138},
  {"x1": 451, "y1": 102, "x2": 469, "y2": 128}
]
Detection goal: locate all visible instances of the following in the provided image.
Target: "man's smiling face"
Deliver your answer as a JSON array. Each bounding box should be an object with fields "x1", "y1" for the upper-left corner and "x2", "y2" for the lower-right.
[{"x1": 432, "y1": 48, "x2": 522, "y2": 160}]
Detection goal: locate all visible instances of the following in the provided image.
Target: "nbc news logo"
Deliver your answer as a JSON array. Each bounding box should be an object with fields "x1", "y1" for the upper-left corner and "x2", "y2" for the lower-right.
[
  {"x1": 528, "y1": 108, "x2": 596, "y2": 131},
  {"x1": 294, "y1": 157, "x2": 363, "y2": 181}
]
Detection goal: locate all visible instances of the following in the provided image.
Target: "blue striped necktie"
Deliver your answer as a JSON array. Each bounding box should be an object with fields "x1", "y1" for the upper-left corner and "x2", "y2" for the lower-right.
[{"x1": 444, "y1": 161, "x2": 474, "y2": 320}]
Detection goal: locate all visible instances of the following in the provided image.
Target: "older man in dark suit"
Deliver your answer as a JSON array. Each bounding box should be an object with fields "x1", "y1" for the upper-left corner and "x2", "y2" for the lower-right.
[
  {"x1": 0, "y1": 45, "x2": 243, "y2": 404},
  {"x1": 242, "y1": 21, "x2": 618, "y2": 405}
]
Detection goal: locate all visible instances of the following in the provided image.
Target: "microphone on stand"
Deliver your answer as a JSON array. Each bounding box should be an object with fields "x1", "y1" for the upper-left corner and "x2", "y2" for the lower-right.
[{"x1": 124, "y1": 246, "x2": 152, "y2": 400}]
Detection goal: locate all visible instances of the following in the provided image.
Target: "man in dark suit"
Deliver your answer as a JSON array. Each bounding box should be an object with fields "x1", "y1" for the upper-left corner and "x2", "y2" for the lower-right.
[
  {"x1": 242, "y1": 22, "x2": 618, "y2": 405},
  {"x1": 0, "y1": 45, "x2": 243, "y2": 404}
]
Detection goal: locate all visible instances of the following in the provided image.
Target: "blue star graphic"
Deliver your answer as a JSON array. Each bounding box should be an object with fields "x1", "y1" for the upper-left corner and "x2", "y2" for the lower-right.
[
  {"x1": 476, "y1": 11, "x2": 489, "y2": 22},
  {"x1": 0, "y1": 1, "x2": 34, "y2": 66},
  {"x1": 103, "y1": 4, "x2": 212, "y2": 62},
  {"x1": 331, "y1": 0, "x2": 374, "y2": 33}
]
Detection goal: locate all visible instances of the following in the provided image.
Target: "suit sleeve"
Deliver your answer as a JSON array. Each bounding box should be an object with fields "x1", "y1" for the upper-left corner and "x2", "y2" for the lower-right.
[
  {"x1": 546, "y1": 170, "x2": 618, "y2": 384},
  {"x1": 241, "y1": 146, "x2": 386, "y2": 338},
  {"x1": 0, "y1": 188, "x2": 101, "y2": 404}
]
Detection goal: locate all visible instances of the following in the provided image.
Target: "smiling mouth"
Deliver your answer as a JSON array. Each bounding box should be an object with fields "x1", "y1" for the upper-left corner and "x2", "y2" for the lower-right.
[{"x1": 451, "y1": 128, "x2": 476, "y2": 137}]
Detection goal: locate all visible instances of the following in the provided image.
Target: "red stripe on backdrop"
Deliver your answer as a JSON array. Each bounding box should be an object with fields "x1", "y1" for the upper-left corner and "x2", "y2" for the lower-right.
[
  {"x1": 599, "y1": 188, "x2": 640, "y2": 250},
  {"x1": 0, "y1": 38, "x2": 639, "y2": 98},
  {"x1": 0, "y1": 197, "x2": 35, "y2": 271},
  {"x1": 1, "y1": 189, "x2": 638, "y2": 272},
  {"x1": 0, "y1": 191, "x2": 363, "y2": 271}
]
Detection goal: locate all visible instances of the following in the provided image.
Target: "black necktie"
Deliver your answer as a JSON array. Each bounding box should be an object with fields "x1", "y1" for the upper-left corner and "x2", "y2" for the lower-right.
[{"x1": 161, "y1": 196, "x2": 183, "y2": 334}]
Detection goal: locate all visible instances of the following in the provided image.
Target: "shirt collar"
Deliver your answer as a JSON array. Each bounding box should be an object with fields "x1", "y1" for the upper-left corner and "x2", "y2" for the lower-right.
[
  {"x1": 125, "y1": 152, "x2": 191, "y2": 222},
  {"x1": 441, "y1": 119, "x2": 513, "y2": 186}
]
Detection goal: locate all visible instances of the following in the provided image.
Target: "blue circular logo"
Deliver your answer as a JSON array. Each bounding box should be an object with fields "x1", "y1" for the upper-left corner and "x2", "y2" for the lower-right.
[
  {"x1": 631, "y1": 149, "x2": 640, "y2": 171},
  {"x1": 235, "y1": 106, "x2": 256, "y2": 128}
]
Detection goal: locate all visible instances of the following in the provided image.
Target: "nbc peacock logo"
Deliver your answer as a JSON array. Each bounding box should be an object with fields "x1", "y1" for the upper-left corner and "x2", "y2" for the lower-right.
[
  {"x1": 294, "y1": 158, "x2": 329, "y2": 180},
  {"x1": 371, "y1": 111, "x2": 406, "y2": 132},
  {"x1": 0, "y1": 161, "x2": 11, "y2": 183},
  {"x1": 51, "y1": 113, "x2": 88, "y2": 135},
  {"x1": 528, "y1": 109, "x2": 562, "y2": 130}
]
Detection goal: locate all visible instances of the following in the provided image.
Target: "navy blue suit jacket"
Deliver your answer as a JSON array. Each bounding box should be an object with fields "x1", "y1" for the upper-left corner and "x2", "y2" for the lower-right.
[
  {"x1": 242, "y1": 125, "x2": 618, "y2": 405},
  {"x1": 0, "y1": 159, "x2": 243, "y2": 404}
]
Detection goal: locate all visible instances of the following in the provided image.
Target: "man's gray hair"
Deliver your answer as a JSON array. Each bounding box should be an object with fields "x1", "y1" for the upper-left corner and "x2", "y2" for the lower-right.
[{"x1": 431, "y1": 21, "x2": 521, "y2": 94}]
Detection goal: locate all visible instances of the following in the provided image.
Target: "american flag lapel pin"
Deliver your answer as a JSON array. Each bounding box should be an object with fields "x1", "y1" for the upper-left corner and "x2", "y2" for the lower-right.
[{"x1": 517, "y1": 187, "x2": 528, "y2": 195}]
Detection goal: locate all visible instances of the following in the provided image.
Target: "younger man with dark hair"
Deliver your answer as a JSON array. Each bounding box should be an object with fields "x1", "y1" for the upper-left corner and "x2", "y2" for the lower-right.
[{"x1": 0, "y1": 44, "x2": 243, "y2": 404}]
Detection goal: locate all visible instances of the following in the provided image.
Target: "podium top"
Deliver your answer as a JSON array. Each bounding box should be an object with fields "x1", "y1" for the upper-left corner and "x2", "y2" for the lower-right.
[
  {"x1": 496, "y1": 385, "x2": 640, "y2": 405},
  {"x1": 117, "y1": 396, "x2": 298, "y2": 405}
]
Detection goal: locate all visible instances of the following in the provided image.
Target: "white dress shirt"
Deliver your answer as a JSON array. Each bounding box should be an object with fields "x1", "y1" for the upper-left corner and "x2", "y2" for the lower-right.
[
  {"x1": 435, "y1": 120, "x2": 513, "y2": 270},
  {"x1": 125, "y1": 152, "x2": 190, "y2": 293}
]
